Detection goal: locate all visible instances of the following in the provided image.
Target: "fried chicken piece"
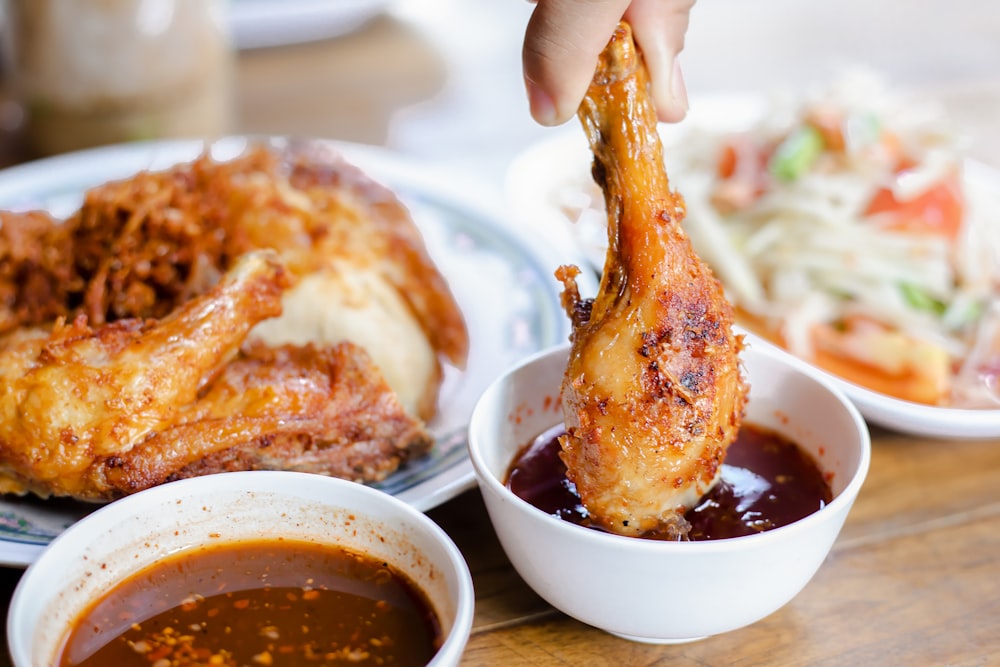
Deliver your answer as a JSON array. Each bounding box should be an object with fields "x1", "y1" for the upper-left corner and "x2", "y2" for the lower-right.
[
  {"x1": 68, "y1": 142, "x2": 468, "y2": 421},
  {"x1": 0, "y1": 251, "x2": 430, "y2": 501},
  {"x1": 241, "y1": 141, "x2": 468, "y2": 420},
  {"x1": 556, "y1": 23, "x2": 747, "y2": 538}
]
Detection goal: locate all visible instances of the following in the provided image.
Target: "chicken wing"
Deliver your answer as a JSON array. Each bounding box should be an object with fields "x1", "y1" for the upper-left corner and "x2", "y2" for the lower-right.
[
  {"x1": 557, "y1": 23, "x2": 747, "y2": 538},
  {"x1": 0, "y1": 251, "x2": 430, "y2": 500}
]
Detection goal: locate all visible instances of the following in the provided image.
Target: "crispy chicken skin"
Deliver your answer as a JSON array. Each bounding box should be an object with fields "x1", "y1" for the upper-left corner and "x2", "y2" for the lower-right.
[
  {"x1": 557, "y1": 23, "x2": 747, "y2": 538},
  {"x1": 151, "y1": 341, "x2": 432, "y2": 490},
  {"x1": 0, "y1": 251, "x2": 430, "y2": 501},
  {"x1": 0, "y1": 211, "x2": 78, "y2": 332}
]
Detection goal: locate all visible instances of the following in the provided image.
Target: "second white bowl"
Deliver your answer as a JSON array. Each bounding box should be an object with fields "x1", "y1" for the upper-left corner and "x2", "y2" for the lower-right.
[{"x1": 468, "y1": 341, "x2": 870, "y2": 643}]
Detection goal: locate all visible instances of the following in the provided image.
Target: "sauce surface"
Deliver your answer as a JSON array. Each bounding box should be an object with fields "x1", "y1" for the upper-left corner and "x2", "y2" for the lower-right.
[
  {"x1": 506, "y1": 422, "x2": 832, "y2": 540},
  {"x1": 58, "y1": 539, "x2": 441, "y2": 666}
]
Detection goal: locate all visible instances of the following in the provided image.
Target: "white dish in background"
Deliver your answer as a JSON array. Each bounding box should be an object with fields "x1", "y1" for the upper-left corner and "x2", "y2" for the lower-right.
[
  {"x1": 739, "y1": 330, "x2": 1000, "y2": 440},
  {"x1": 506, "y1": 94, "x2": 1000, "y2": 439},
  {"x1": 0, "y1": 136, "x2": 593, "y2": 566},
  {"x1": 228, "y1": 0, "x2": 388, "y2": 50}
]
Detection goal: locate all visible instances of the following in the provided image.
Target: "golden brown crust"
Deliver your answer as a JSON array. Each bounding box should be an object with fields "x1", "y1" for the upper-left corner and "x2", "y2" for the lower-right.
[
  {"x1": 0, "y1": 211, "x2": 78, "y2": 332},
  {"x1": 0, "y1": 253, "x2": 429, "y2": 501},
  {"x1": 0, "y1": 251, "x2": 289, "y2": 499},
  {"x1": 105, "y1": 342, "x2": 431, "y2": 498}
]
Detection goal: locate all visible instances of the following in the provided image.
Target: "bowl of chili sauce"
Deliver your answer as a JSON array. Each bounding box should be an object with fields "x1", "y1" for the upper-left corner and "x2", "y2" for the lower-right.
[
  {"x1": 468, "y1": 341, "x2": 870, "y2": 643},
  {"x1": 8, "y1": 471, "x2": 475, "y2": 666}
]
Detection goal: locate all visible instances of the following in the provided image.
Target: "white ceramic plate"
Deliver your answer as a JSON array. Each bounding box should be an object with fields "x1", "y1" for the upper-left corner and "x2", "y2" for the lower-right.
[
  {"x1": 0, "y1": 136, "x2": 593, "y2": 566},
  {"x1": 506, "y1": 94, "x2": 1000, "y2": 439},
  {"x1": 228, "y1": 0, "x2": 388, "y2": 50}
]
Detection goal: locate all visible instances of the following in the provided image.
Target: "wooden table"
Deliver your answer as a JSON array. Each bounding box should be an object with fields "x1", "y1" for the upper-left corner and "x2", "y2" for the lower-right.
[
  {"x1": 430, "y1": 430, "x2": 1000, "y2": 666},
  {"x1": 1, "y1": 5, "x2": 1000, "y2": 665}
]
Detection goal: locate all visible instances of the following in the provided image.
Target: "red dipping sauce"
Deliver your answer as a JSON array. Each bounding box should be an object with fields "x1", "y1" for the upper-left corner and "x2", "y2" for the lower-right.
[{"x1": 505, "y1": 423, "x2": 832, "y2": 541}]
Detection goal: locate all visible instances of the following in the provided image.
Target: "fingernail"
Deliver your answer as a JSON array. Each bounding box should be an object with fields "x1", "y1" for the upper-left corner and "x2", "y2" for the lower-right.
[
  {"x1": 526, "y1": 80, "x2": 558, "y2": 126},
  {"x1": 670, "y1": 59, "x2": 689, "y2": 117}
]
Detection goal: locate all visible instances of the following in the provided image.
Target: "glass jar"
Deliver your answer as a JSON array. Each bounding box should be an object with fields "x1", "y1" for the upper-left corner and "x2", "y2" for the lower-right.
[{"x1": 0, "y1": 0, "x2": 235, "y2": 157}]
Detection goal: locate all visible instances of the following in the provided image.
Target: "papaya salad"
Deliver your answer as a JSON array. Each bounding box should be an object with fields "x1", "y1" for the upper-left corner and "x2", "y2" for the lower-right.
[{"x1": 560, "y1": 71, "x2": 1000, "y2": 408}]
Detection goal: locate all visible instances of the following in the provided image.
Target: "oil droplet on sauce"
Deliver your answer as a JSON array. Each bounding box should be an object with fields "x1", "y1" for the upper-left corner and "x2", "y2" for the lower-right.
[{"x1": 505, "y1": 423, "x2": 832, "y2": 540}]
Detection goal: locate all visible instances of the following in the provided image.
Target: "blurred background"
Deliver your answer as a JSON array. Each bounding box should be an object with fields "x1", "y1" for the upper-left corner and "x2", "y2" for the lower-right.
[
  {"x1": 390, "y1": 0, "x2": 1000, "y2": 184},
  {"x1": 0, "y1": 0, "x2": 998, "y2": 203}
]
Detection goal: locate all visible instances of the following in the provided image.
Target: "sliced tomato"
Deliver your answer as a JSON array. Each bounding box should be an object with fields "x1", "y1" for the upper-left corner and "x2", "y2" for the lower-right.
[
  {"x1": 864, "y1": 174, "x2": 964, "y2": 240},
  {"x1": 717, "y1": 142, "x2": 738, "y2": 179},
  {"x1": 713, "y1": 137, "x2": 771, "y2": 212},
  {"x1": 804, "y1": 107, "x2": 845, "y2": 153}
]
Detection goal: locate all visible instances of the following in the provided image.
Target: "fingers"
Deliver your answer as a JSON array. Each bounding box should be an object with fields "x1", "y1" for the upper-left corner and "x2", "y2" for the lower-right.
[
  {"x1": 625, "y1": 0, "x2": 694, "y2": 123},
  {"x1": 523, "y1": 0, "x2": 632, "y2": 126},
  {"x1": 522, "y1": 0, "x2": 695, "y2": 126}
]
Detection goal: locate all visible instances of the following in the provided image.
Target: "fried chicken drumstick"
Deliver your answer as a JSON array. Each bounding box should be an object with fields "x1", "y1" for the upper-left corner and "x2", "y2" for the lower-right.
[
  {"x1": 556, "y1": 23, "x2": 747, "y2": 538},
  {"x1": 0, "y1": 251, "x2": 430, "y2": 501}
]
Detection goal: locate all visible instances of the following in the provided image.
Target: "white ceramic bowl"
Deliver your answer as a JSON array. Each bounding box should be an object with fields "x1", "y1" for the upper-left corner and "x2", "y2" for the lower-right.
[
  {"x1": 468, "y1": 341, "x2": 870, "y2": 643},
  {"x1": 7, "y1": 471, "x2": 475, "y2": 666}
]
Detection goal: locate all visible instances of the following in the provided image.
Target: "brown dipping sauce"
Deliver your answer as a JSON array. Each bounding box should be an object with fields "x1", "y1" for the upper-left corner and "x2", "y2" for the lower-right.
[
  {"x1": 57, "y1": 539, "x2": 441, "y2": 667},
  {"x1": 506, "y1": 423, "x2": 833, "y2": 540}
]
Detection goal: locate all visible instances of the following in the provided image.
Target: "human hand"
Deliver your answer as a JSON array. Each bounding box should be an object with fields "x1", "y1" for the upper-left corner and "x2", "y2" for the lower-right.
[{"x1": 522, "y1": 0, "x2": 695, "y2": 126}]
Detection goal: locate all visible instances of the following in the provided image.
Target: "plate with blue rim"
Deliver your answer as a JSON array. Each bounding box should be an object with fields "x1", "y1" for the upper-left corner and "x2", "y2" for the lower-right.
[{"x1": 0, "y1": 135, "x2": 596, "y2": 566}]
